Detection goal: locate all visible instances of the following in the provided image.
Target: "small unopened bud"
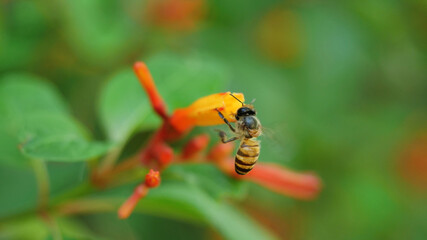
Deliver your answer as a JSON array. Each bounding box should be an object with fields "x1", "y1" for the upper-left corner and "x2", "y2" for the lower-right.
[
  {"x1": 134, "y1": 62, "x2": 168, "y2": 120},
  {"x1": 182, "y1": 134, "x2": 210, "y2": 160},
  {"x1": 207, "y1": 142, "x2": 235, "y2": 162},
  {"x1": 145, "y1": 169, "x2": 161, "y2": 188},
  {"x1": 153, "y1": 143, "x2": 174, "y2": 167}
]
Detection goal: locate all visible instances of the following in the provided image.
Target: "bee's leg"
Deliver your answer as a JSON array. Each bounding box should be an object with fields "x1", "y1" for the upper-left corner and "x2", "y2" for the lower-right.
[
  {"x1": 215, "y1": 129, "x2": 238, "y2": 143},
  {"x1": 215, "y1": 108, "x2": 235, "y2": 132}
]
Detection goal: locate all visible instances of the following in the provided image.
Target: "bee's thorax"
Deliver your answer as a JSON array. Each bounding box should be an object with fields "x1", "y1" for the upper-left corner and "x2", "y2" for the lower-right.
[{"x1": 235, "y1": 116, "x2": 262, "y2": 139}]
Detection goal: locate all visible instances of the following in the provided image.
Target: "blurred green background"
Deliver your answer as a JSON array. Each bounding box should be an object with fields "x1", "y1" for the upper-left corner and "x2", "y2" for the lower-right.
[{"x1": 1, "y1": 0, "x2": 427, "y2": 239}]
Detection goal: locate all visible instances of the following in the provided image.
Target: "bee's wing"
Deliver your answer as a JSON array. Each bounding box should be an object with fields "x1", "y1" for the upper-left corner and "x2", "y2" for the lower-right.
[
  {"x1": 260, "y1": 125, "x2": 280, "y2": 143},
  {"x1": 260, "y1": 127, "x2": 283, "y2": 152},
  {"x1": 259, "y1": 124, "x2": 296, "y2": 163}
]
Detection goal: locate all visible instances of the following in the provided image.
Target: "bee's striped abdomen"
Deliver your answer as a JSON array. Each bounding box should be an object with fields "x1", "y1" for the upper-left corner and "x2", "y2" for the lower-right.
[{"x1": 235, "y1": 138, "x2": 260, "y2": 175}]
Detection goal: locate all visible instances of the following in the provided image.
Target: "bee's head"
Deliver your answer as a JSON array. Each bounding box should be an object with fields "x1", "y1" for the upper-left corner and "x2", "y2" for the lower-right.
[
  {"x1": 236, "y1": 106, "x2": 256, "y2": 120},
  {"x1": 229, "y1": 93, "x2": 257, "y2": 120}
]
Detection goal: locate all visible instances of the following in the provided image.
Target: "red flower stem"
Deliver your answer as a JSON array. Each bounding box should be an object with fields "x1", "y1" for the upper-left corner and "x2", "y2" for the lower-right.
[
  {"x1": 140, "y1": 125, "x2": 166, "y2": 165},
  {"x1": 97, "y1": 123, "x2": 181, "y2": 185},
  {"x1": 134, "y1": 62, "x2": 169, "y2": 121},
  {"x1": 100, "y1": 62, "x2": 194, "y2": 179},
  {"x1": 118, "y1": 183, "x2": 148, "y2": 219},
  {"x1": 92, "y1": 128, "x2": 162, "y2": 186},
  {"x1": 118, "y1": 169, "x2": 161, "y2": 219}
]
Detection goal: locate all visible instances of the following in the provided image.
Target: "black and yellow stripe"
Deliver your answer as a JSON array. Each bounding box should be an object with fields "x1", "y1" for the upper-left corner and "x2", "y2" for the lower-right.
[{"x1": 235, "y1": 139, "x2": 260, "y2": 175}]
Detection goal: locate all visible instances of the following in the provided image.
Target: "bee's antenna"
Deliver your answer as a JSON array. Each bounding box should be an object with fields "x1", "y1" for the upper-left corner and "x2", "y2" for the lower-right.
[{"x1": 230, "y1": 93, "x2": 244, "y2": 106}]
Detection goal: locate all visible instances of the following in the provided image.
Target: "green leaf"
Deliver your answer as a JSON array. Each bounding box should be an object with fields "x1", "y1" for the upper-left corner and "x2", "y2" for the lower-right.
[
  {"x1": 128, "y1": 213, "x2": 207, "y2": 239},
  {"x1": 0, "y1": 165, "x2": 38, "y2": 219},
  {"x1": 163, "y1": 163, "x2": 248, "y2": 200},
  {"x1": 0, "y1": 1, "x2": 47, "y2": 71},
  {"x1": 99, "y1": 53, "x2": 229, "y2": 143},
  {"x1": 0, "y1": 74, "x2": 68, "y2": 120},
  {"x1": 61, "y1": 0, "x2": 132, "y2": 66},
  {"x1": 91, "y1": 180, "x2": 275, "y2": 240},
  {"x1": 137, "y1": 182, "x2": 277, "y2": 240},
  {"x1": 56, "y1": 217, "x2": 109, "y2": 240},
  {"x1": 0, "y1": 216, "x2": 106, "y2": 240},
  {"x1": 0, "y1": 124, "x2": 28, "y2": 166},
  {"x1": 146, "y1": 53, "x2": 230, "y2": 110},
  {"x1": 99, "y1": 69, "x2": 156, "y2": 143},
  {"x1": 17, "y1": 114, "x2": 110, "y2": 162},
  {"x1": 0, "y1": 216, "x2": 50, "y2": 240},
  {"x1": 0, "y1": 74, "x2": 110, "y2": 164},
  {"x1": 21, "y1": 136, "x2": 109, "y2": 162}
]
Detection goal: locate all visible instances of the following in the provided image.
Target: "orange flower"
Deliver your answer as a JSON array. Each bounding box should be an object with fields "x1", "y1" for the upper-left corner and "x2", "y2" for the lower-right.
[
  {"x1": 118, "y1": 61, "x2": 322, "y2": 220},
  {"x1": 169, "y1": 92, "x2": 244, "y2": 133},
  {"x1": 134, "y1": 62, "x2": 245, "y2": 135}
]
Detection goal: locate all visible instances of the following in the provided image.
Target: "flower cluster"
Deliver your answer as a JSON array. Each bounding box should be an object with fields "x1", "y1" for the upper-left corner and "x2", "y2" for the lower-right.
[{"x1": 118, "y1": 62, "x2": 322, "y2": 218}]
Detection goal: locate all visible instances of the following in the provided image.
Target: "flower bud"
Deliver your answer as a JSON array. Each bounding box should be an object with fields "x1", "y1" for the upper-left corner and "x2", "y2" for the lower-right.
[
  {"x1": 134, "y1": 62, "x2": 168, "y2": 120},
  {"x1": 145, "y1": 169, "x2": 161, "y2": 188},
  {"x1": 152, "y1": 143, "x2": 174, "y2": 167},
  {"x1": 181, "y1": 134, "x2": 210, "y2": 160},
  {"x1": 207, "y1": 142, "x2": 235, "y2": 162}
]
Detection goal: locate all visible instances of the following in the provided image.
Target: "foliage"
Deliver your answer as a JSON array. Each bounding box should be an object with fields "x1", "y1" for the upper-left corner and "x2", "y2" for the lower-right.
[{"x1": 1, "y1": 0, "x2": 426, "y2": 239}]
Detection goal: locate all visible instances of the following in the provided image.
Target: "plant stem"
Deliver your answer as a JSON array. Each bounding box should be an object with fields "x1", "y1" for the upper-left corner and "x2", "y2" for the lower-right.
[
  {"x1": 39, "y1": 211, "x2": 62, "y2": 240},
  {"x1": 55, "y1": 198, "x2": 120, "y2": 216},
  {"x1": 31, "y1": 159, "x2": 50, "y2": 210},
  {"x1": 50, "y1": 182, "x2": 93, "y2": 206},
  {"x1": 103, "y1": 153, "x2": 141, "y2": 177},
  {"x1": 95, "y1": 142, "x2": 125, "y2": 178}
]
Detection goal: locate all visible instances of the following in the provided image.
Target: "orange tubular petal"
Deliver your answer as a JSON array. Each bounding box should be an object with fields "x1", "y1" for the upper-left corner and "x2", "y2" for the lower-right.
[
  {"x1": 248, "y1": 163, "x2": 322, "y2": 200},
  {"x1": 134, "y1": 62, "x2": 168, "y2": 120},
  {"x1": 219, "y1": 159, "x2": 322, "y2": 200},
  {"x1": 167, "y1": 108, "x2": 196, "y2": 133},
  {"x1": 169, "y1": 92, "x2": 244, "y2": 132}
]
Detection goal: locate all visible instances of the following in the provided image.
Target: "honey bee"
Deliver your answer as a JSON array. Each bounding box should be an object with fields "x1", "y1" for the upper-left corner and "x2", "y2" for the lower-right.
[{"x1": 215, "y1": 94, "x2": 262, "y2": 175}]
